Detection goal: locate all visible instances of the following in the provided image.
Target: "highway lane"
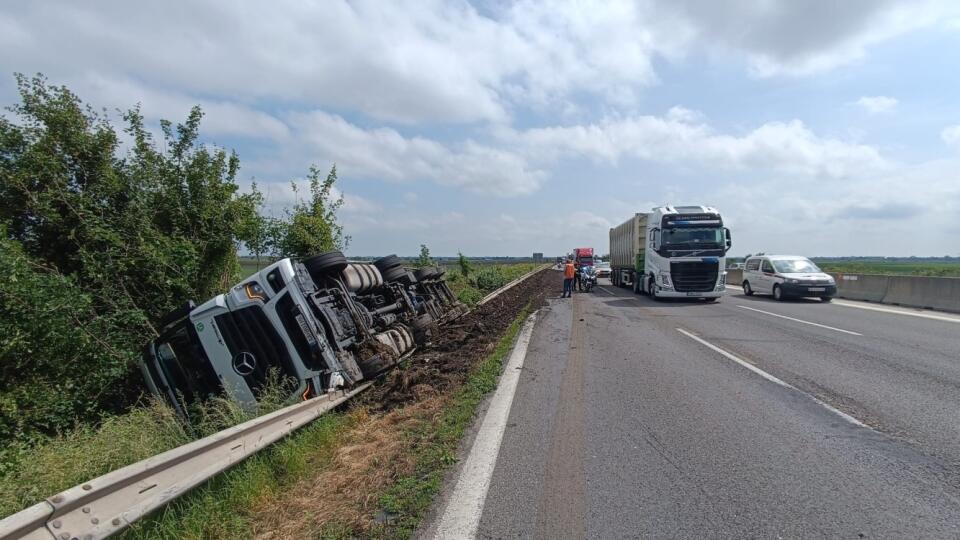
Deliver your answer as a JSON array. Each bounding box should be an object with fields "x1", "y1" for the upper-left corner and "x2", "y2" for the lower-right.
[
  {"x1": 612, "y1": 284, "x2": 960, "y2": 465},
  {"x1": 425, "y1": 278, "x2": 960, "y2": 539}
]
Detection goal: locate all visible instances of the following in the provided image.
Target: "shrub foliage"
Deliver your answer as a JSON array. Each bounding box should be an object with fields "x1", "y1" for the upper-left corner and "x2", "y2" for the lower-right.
[{"x1": 0, "y1": 74, "x2": 344, "y2": 456}]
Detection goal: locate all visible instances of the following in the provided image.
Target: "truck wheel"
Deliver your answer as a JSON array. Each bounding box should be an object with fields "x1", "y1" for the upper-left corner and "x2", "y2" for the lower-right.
[
  {"x1": 773, "y1": 284, "x2": 785, "y2": 301},
  {"x1": 304, "y1": 251, "x2": 348, "y2": 282},
  {"x1": 743, "y1": 281, "x2": 754, "y2": 296},
  {"x1": 357, "y1": 354, "x2": 395, "y2": 378},
  {"x1": 382, "y1": 265, "x2": 408, "y2": 283},
  {"x1": 374, "y1": 255, "x2": 403, "y2": 273},
  {"x1": 649, "y1": 277, "x2": 660, "y2": 301},
  {"x1": 821, "y1": 296, "x2": 832, "y2": 303}
]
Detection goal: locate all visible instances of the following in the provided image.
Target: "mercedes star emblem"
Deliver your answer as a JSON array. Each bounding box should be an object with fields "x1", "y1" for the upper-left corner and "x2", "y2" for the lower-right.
[{"x1": 232, "y1": 351, "x2": 257, "y2": 376}]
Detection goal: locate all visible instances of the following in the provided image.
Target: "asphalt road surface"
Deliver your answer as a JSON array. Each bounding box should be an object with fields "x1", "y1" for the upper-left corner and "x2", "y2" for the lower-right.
[{"x1": 425, "y1": 276, "x2": 960, "y2": 539}]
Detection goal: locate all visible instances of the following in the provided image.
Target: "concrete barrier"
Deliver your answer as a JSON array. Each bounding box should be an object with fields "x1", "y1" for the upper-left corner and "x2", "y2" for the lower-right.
[
  {"x1": 829, "y1": 273, "x2": 890, "y2": 303},
  {"x1": 829, "y1": 273, "x2": 960, "y2": 314},
  {"x1": 726, "y1": 268, "x2": 742, "y2": 285}
]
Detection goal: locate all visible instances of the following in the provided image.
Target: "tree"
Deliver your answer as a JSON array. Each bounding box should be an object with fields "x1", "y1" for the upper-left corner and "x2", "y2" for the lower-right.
[
  {"x1": 276, "y1": 164, "x2": 349, "y2": 258},
  {"x1": 417, "y1": 244, "x2": 433, "y2": 267},
  {"x1": 457, "y1": 251, "x2": 473, "y2": 278},
  {"x1": 0, "y1": 74, "x2": 265, "y2": 446}
]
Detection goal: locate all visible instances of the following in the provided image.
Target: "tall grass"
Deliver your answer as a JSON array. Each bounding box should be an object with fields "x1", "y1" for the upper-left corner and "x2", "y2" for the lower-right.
[{"x1": 0, "y1": 374, "x2": 296, "y2": 518}]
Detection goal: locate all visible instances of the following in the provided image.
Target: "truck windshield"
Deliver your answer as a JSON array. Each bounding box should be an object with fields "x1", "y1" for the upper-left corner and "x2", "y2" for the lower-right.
[
  {"x1": 772, "y1": 259, "x2": 821, "y2": 273},
  {"x1": 155, "y1": 322, "x2": 222, "y2": 403},
  {"x1": 661, "y1": 227, "x2": 723, "y2": 247}
]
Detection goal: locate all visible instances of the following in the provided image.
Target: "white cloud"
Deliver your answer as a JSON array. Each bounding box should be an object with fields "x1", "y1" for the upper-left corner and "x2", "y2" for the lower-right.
[
  {"x1": 941, "y1": 125, "x2": 960, "y2": 150},
  {"x1": 657, "y1": 0, "x2": 959, "y2": 77},
  {"x1": 283, "y1": 110, "x2": 543, "y2": 196},
  {"x1": 507, "y1": 114, "x2": 887, "y2": 179},
  {"x1": 856, "y1": 96, "x2": 899, "y2": 114}
]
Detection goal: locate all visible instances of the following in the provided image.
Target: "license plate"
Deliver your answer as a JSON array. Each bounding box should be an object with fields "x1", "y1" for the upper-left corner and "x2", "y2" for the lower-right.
[
  {"x1": 808, "y1": 287, "x2": 825, "y2": 292},
  {"x1": 686, "y1": 292, "x2": 701, "y2": 296},
  {"x1": 295, "y1": 313, "x2": 318, "y2": 345}
]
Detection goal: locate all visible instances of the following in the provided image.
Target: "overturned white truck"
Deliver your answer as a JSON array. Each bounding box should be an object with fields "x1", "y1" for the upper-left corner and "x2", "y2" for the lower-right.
[{"x1": 141, "y1": 252, "x2": 465, "y2": 417}]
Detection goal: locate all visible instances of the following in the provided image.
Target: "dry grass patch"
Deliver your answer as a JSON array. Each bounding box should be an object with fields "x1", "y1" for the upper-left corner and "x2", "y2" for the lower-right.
[{"x1": 252, "y1": 397, "x2": 447, "y2": 538}]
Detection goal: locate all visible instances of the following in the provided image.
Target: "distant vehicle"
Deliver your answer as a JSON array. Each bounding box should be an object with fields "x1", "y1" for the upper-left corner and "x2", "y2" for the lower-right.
[
  {"x1": 596, "y1": 261, "x2": 611, "y2": 278},
  {"x1": 609, "y1": 205, "x2": 731, "y2": 301},
  {"x1": 580, "y1": 265, "x2": 597, "y2": 292},
  {"x1": 729, "y1": 262, "x2": 745, "y2": 270},
  {"x1": 741, "y1": 255, "x2": 836, "y2": 301},
  {"x1": 573, "y1": 247, "x2": 594, "y2": 266}
]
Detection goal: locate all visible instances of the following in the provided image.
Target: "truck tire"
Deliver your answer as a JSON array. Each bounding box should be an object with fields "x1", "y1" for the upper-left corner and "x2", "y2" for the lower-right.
[
  {"x1": 649, "y1": 277, "x2": 660, "y2": 301},
  {"x1": 374, "y1": 255, "x2": 403, "y2": 273},
  {"x1": 414, "y1": 267, "x2": 435, "y2": 281},
  {"x1": 382, "y1": 265, "x2": 408, "y2": 283},
  {"x1": 357, "y1": 354, "x2": 396, "y2": 378},
  {"x1": 304, "y1": 251, "x2": 348, "y2": 282}
]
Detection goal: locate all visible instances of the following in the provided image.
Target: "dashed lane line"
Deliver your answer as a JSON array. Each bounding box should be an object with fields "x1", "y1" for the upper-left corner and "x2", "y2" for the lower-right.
[{"x1": 676, "y1": 328, "x2": 868, "y2": 428}]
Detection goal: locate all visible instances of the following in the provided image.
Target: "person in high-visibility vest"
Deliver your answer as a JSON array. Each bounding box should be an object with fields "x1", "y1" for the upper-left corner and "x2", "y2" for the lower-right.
[{"x1": 562, "y1": 259, "x2": 575, "y2": 298}]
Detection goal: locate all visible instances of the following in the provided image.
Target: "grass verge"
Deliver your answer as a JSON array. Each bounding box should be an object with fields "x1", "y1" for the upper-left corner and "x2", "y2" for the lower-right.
[{"x1": 371, "y1": 303, "x2": 533, "y2": 538}]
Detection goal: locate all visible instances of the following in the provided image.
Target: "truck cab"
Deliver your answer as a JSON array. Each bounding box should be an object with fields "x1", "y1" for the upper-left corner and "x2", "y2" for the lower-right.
[
  {"x1": 644, "y1": 206, "x2": 731, "y2": 300},
  {"x1": 610, "y1": 205, "x2": 731, "y2": 301}
]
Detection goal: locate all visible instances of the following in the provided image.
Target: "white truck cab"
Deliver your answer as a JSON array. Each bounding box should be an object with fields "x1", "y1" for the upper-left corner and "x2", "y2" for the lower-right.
[{"x1": 610, "y1": 205, "x2": 731, "y2": 301}]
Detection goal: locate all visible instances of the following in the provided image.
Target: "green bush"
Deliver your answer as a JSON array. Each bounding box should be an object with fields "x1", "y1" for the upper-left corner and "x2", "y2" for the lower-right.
[
  {"x1": 0, "y1": 74, "x2": 347, "y2": 458},
  {"x1": 474, "y1": 267, "x2": 508, "y2": 291},
  {"x1": 0, "y1": 234, "x2": 140, "y2": 470}
]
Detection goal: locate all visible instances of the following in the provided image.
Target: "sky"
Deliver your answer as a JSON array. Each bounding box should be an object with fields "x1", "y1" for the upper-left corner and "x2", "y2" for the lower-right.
[{"x1": 1, "y1": 0, "x2": 959, "y2": 257}]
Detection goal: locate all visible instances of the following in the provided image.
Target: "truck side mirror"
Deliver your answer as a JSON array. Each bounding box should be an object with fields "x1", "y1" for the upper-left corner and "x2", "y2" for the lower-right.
[
  {"x1": 649, "y1": 227, "x2": 660, "y2": 250},
  {"x1": 724, "y1": 227, "x2": 732, "y2": 251}
]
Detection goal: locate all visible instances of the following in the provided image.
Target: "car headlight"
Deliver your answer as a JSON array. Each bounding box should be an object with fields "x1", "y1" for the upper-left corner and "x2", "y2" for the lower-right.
[{"x1": 787, "y1": 279, "x2": 799, "y2": 284}]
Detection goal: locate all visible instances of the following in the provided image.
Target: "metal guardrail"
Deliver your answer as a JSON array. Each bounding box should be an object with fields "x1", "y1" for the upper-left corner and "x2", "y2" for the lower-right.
[
  {"x1": 0, "y1": 265, "x2": 548, "y2": 540},
  {"x1": 0, "y1": 384, "x2": 371, "y2": 540}
]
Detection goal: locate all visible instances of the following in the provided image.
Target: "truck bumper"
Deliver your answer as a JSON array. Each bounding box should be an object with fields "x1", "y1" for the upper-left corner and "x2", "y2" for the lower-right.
[{"x1": 655, "y1": 288, "x2": 725, "y2": 299}]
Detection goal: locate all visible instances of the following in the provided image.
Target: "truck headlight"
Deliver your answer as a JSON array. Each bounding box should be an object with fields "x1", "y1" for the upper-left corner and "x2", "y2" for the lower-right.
[{"x1": 659, "y1": 272, "x2": 672, "y2": 287}]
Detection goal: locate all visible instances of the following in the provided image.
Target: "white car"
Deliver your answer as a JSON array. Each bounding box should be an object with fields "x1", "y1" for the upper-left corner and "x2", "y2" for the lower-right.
[
  {"x1": 595, "y1": 262, "x2": 611, "y2": 278},
  {"x1": 741, "y1": 255, "x2": 837, "y2": 302}
]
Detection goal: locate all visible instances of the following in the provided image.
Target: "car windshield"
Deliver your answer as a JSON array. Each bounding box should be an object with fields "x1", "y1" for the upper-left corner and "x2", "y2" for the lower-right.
[{"x1": 772, "y1": 259, "x2": 821, "y2": 273}]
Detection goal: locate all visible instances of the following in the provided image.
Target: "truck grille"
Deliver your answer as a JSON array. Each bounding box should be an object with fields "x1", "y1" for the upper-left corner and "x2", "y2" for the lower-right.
[
  {"x1": 670, "y1": 261, "x2": 719, "y2": 292},
  {"x1": 214, "y1": 306, "x2": 296, "y2": 395}
]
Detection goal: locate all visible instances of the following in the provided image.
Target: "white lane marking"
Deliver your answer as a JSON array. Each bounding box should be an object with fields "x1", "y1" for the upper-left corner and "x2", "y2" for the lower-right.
[
  {"x1": 676, "y1": 328, "x2": 867, "y2": 428},
  {"x1": 735, "y1": 305, "x2": 863, "y2": 336},
  {"x1": 597, "y1": 286, "x2": 616, "y2": 296},
  {"x1": 433, "y1": 312, "x2": 539, "y2": 539},
  {"x1": 726, "y1": 285, "x2": 960, "y2": 324}
]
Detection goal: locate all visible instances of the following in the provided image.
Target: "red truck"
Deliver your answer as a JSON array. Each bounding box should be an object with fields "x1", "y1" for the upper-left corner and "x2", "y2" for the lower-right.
[{"x1": 573, "y1": 247, "x2": 594, "y2": 266}]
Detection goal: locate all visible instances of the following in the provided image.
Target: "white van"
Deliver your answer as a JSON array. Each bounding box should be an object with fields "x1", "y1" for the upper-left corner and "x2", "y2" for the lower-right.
[{"x1": 741, "y1": 255, "x2": 837, "y2": 302}]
